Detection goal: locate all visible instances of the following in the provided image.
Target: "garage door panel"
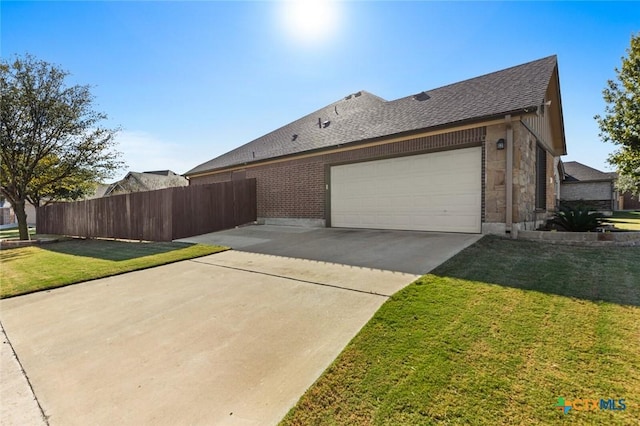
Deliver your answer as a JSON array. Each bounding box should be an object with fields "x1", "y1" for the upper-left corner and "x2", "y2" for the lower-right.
[
  {"x1": 333, "y1": 212, "x2": 480, "y2": 233},
  {"x1": 330, "y1": 147, "x2": 482, "y2": 233}
]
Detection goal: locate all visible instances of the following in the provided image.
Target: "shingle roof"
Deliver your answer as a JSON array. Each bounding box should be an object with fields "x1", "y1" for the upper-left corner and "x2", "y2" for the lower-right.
[
  {"x1": 143, "y1": 170, "x2": 181, "y2": 177},
  {"x1": 129, "y1": 172, "x2": 188, "y2": 190},
  {"x1": 187, "y1": 56, "x2": 558, "y2": 176},
  {"x1": 104, "y1": 171, "x2": 188, "y2": 196},
  {"x1": 89, "y1": 183, "x2": 111, "y2": 199},
  {"x1": 563, "y1": 161, "x2": 615, "y2": 182}
]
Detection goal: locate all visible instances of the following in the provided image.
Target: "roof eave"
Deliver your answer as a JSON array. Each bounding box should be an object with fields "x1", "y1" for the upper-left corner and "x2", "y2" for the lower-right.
[
  {"x1": 185, "y1": 108, "x2": 536, "y2": 178},
  {"x1": 551, "y1": 64, "x2": 567, "y2": 156}
]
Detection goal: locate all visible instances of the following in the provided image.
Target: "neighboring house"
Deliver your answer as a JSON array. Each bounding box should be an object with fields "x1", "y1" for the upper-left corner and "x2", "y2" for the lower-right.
[
  {"x1": 560, "y1": 161, "x2": 617, "y2": 212},
  {"x1": 85, "y1": 183, "x2": 112, "y2": 199},
  {"x1": 104, "y1": 170, "x2": 188, "y2": 196},
  {"x1": 186, "y1": 56, "x2": 567, "y2": 235},
  {"x1": 0, "y1": 199, "x2": 37, "y2": 227},
  {"x1": 0, "y1": 199, "x2": 14, "y2": 226}
]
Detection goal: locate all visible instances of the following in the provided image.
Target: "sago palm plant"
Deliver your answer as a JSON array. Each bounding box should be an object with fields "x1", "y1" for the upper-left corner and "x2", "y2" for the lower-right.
[{"x1": 552, "y1": 204, "x2": 604, "y2": 232}]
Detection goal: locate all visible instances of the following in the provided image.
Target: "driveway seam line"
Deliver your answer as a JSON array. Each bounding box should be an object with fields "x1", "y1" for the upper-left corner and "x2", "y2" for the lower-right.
[
  {"x1": 189, "y1": 259, "x2": 392, "y2": 298},
  {"x1": 1, "y1": 321, "x2": 49, "y2": 425}
]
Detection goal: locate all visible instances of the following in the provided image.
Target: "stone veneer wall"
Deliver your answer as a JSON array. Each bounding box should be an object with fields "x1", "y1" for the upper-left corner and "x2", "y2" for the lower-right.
[
  {"x1": 484, "y1": 124, "x2": 507, "y2": 225},
  {"x1": 518, "y1": 230, "x2": 640, "y2": 246},
  {"x1": 512, "y1": 121, "x2": 537, "y2": 225},
  {"x1": 483, "y1": 121, "x2": 556, "y2": 233}
]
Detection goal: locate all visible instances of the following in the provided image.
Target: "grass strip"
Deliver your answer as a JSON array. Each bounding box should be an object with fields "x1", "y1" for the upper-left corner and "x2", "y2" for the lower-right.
[
  {"x1": 0, "y1": 226, "x2": 37, "y2": 239},
  {"x1": 281, "y1": 236, "x2": 640, "y2": 425},
  {"x1": 604, "y1": 210, "x2": 640, "y2": 231},
  {"x1": 0, "y1": 239, "x2": 226, "y2": 298}
]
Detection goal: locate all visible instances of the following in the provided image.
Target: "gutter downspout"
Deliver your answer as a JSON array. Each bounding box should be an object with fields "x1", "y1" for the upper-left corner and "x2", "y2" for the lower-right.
[{"x1": 505, "y1": 115, "x2": 514, "y2": 236}]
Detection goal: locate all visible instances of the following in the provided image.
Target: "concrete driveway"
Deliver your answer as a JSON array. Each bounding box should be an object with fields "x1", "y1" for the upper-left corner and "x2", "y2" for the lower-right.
[
  {"x1": 1, "y1": 251, "x2": 419, "y2": 426},
  {"x1": 1, "y1": 227, "x2": 480, "y2": 425},
  {"x1": 178, "y1": 225, "x2": 481, "y2": 275}
]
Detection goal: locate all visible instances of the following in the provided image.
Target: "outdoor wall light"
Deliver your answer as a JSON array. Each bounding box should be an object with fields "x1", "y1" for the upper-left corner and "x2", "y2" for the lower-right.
[{"x1": 496, "y1": 138, "x2": 505, "y2": 150}]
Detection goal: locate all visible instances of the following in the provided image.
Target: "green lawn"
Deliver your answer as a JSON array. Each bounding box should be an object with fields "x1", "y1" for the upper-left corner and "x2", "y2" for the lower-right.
[
  {"x1": 0, "y1": 239, "x2": 226, "y2": 298},
  {"x1": 281, "y1": 236, "x2": 640, "y2": 425},
  {"x1": 604, "y1": 210, "x2": 640, "y2": 231},
  {"x1": 0, "y1": 226, "x2": 37, "y2": 239}
]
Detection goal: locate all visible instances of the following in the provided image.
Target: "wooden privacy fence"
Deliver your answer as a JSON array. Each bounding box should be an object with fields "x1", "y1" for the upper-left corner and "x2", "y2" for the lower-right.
[{"x1": 36, "y1": 179, "x2": 257, "y2": 242}]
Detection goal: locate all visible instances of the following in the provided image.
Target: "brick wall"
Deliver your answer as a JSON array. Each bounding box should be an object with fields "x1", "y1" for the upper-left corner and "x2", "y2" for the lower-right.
[
  {"x1": 560, "y1": 181, "x2": 614, "y2": 211},
  {"x1": 191, "y1": 127, "x2": 486, "y2": 220},
  {"x1": 190, "y1": 171, "x2": 232, "y2": 184},
  {"x1": 561, "y1": 181, "x2": 612, "y2": 201},
  {"x1": 248, "y1": 159, "x2": 326, "y2": 219}
]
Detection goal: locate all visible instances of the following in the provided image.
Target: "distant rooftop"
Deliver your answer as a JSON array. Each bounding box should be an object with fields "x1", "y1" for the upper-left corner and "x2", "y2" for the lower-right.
[
  {"x1": 104, "y1": 170, "x2": 188, "y2": 196},
  {"x1": 563, "y1": 161, "x2": 616, "y2": 182}
]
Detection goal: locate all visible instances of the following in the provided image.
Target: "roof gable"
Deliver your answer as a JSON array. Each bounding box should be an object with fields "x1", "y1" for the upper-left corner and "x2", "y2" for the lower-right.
[{"x1": 187, "y1": 56, "x2": 560, "y2": 176}]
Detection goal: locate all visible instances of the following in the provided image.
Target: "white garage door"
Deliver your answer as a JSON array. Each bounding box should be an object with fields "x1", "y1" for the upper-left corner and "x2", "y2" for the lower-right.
[{"x1": 330, "y1": 147, "x2": 482, "y2": 233}]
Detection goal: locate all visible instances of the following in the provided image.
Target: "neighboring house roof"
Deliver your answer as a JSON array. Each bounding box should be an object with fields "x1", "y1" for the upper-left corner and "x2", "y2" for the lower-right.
[
  {"x1": 562, "y1": 161, "x2": 616, "y2": 182},
  {"x1": 104, "y1": 170, "x2": 188, "y2": 196},
  {"x1": 143, "y1": 170, "x2": 182, "y2": 177},
  {"x1": 86, "y1": 183, "x2": 111, "y2": 199},
  {"x1": 187, "y1": 55, "x2": 561, "y2": 176}
]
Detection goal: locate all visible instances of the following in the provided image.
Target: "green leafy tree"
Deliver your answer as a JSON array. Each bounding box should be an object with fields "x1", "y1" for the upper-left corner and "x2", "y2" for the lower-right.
[
  {"x1": 27, "y1": 155, "x2": 99, "y2": 207},
  {"x1": 1, "y1": 54, "x2": 123, "y2": 239},
  {"x1": 595, "y1": 33, "x2": 640, "y2": 196}
]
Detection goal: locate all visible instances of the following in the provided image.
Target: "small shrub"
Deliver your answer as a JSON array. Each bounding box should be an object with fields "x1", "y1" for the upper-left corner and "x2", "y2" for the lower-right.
[{"x1": 551, "y1": 204, "x2": 604, "y2": 232}]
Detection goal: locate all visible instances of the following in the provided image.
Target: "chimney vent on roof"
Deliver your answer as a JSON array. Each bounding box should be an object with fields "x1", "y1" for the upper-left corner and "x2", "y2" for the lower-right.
[
  {"x1": 323, "y1": 120, "x2": 331, "y2": 128},
  {"x1": 318, "y1": 118, "x2": 322, "y2": 128},
  {"x1": 413, "y1": 91, "x2": 430, "y2": 101},
  {"x1": 354, "y1": 91, "x2": 362, "y2": 97},
  {"x1": 292, "y1": 134, "x2": 298, "y2": 141}
]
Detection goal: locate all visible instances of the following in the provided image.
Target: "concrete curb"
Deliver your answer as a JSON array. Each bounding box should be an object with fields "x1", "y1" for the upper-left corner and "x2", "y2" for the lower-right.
[
  {"x1": 0, "y1": 237, "x2": 63, "y2": 250},
  {"x1": 0, "y1": 323, "x2": 47, "y2": 426}
]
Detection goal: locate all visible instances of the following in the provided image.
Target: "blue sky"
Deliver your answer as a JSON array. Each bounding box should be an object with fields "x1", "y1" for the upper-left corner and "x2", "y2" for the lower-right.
[{"x1": 2, "y1": 1, "x2": 638, "y2": 180}]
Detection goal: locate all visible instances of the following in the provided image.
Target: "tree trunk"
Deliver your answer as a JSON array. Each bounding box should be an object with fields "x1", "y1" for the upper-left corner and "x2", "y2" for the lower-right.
[{"x1": 12, "y1": 199, "x2": 30, "y2": 240}]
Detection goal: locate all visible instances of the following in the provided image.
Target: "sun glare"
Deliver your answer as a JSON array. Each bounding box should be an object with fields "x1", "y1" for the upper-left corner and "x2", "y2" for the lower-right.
[{"x1": 281, "y1": 0, "x2": 341, "y2": 45}]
